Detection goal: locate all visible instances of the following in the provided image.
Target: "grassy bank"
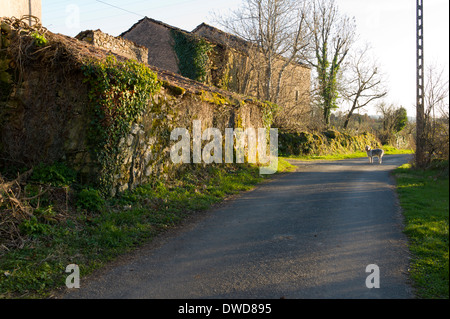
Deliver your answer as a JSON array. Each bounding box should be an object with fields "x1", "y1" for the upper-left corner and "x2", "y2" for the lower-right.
[
  {"x1": 393, "y1": 162, "x2": 449, "y2": 299},
  {"x1": 0, "y1": 159, "x2": 295, "y2": 299},
  {"x1": 282, "y1": 145, "x2": 414, "y2": 161}
]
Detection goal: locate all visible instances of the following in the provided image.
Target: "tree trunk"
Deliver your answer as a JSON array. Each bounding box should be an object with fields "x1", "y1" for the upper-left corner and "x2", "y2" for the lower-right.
[{"x1": 343, "y1": 111, "x2": 353, "y2": 129}]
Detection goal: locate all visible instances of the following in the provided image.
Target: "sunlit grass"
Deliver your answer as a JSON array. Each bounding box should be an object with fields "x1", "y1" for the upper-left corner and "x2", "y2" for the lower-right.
[
  {"x1": 277, "y1": 157, "x2": 297, "y2": 172},
  {"x1": 393, "y1": 163, "x2": 449, "y2": 299},
  {"x1": 282, "y1": 145, "x2": 414, "y2": 161},
  {"x1": 0, "y1": 161, "x2": 294, "y2": 298}
]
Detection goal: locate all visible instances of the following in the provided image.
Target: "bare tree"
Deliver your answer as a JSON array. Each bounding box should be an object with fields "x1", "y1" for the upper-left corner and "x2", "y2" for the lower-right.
[
  {"x1": 215, "y1": 0, "x2": 310, "y2": 103},
  {"x1": 422, "y1": 64, "x2": 449, "y2": 162},
  {"x1": 305, "y1": 0, "x2": 356, "y2": 126},
  {"x1": 341, "y1": 44, "x2": 387, "y2": 129},
  {"x1": 424, "y1": 65, "x2": 449, "y2": 123}
]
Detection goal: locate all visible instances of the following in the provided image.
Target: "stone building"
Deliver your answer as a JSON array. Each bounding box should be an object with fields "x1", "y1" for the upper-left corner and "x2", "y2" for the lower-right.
[
  {"x1": 120, "y1": 17, "x2": 185, "y2": 74},
  {"x1": 0, "y1": 0, "x2": 42, "y2": 25},
  {"x1": 76, "y1": 16, "x2": 311, "y2": 130},
  {"x1": 192, "y1": 23, "x2": 311, "y2": 130},
  {"x1": 119, "y1": 17, "x2": 311, "y2": 130}
]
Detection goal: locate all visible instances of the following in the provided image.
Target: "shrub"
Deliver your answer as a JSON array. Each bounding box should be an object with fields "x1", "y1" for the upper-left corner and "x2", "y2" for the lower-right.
[
  {"x1": 76, "y1": 188, "x2": 105, "y2": 212},
  {"x1": 30, "y1": 162, "x2": 77, "y2": 186},
  {"x1": 19, "y1": 216, "x2": 52, "y2": 236}
]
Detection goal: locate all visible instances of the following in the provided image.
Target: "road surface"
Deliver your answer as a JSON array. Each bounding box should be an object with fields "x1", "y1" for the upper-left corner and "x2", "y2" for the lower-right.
[{"x1": 62, "y1": 154, "x2": 414, "y2": 299}]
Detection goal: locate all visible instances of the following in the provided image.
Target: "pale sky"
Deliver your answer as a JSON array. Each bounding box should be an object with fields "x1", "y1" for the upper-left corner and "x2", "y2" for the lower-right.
[{"x1": 41, "y1": 0, "x2": 449, "y2": 117}]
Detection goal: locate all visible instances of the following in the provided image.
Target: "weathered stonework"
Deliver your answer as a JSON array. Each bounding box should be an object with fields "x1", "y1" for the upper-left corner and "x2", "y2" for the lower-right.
[
  {"x1": 120, "y1": 17, "x2": 311, "y2": 131},
  {"x1": 192, "y1": 23, "x2": 311, "y2": 131},
  {"x1": 0, "y1": 24, "x2": 267, "y2": 196},
  {"x1": 121, "y1": 17, "x2": 182, "y2": 74},
  {"x1": 75, "y1": 30, "x2": 148, "y2": 64}
]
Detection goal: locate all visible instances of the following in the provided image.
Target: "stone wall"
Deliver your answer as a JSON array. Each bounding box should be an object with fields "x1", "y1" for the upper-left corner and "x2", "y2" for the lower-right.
[
  {"x1": 107, "y1": 88, "x2": 266, "y2": 195},
  {"x1": 76, "y1": 30, "x2": 148, "y2": 64},
  {"x1": 0, "y1": 25, "x2": 267, "y2": 196}
]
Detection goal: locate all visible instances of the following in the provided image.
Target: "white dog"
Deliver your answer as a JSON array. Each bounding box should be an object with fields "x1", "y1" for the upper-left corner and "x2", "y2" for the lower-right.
[{"x1": 365, "y1": 145, "x2": 384, "y2": 164}]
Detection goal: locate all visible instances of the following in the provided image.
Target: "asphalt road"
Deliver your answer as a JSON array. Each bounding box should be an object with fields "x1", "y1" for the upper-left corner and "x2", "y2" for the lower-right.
[{"x1": 62, "y1": 154, "x2": 415, "y2": 299}]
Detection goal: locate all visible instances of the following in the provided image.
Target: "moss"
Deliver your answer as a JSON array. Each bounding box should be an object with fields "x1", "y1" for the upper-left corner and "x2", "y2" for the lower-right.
[
  {"x1": 218, "y1": 68, "x2": 230, "y2": 90},
  {"x1": 324, "y1": 129, "x2": 339, "y2": 139},
  {"x1": 235, "y1": 113, "x2": 244, "y2": 129},
  {"x1": 161, "y1": 81, "x2": 186, "y2": 96},
  {"x1": 199, "y1": 90, "x2": 230, "y2": 106}
]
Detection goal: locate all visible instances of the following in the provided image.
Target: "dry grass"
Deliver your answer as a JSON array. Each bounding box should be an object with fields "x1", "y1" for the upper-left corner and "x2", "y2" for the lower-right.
[{"x1": 0, "y1": 170, "x2": 72, "y2": 254}]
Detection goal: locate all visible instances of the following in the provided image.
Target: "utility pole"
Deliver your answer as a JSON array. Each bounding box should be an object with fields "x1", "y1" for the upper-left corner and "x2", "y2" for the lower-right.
[
  {"x1": 28, "y1": 0, "x2": 33, "y2": 26},
  {"x1": 416, "y1": 0, "x2": 425, "y2": 168}
]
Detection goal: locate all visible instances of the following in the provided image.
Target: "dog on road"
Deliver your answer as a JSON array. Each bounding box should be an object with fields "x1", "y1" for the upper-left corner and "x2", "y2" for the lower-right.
[{"x1": 365, "y1": 145, "x2": 384, "y2": 164}]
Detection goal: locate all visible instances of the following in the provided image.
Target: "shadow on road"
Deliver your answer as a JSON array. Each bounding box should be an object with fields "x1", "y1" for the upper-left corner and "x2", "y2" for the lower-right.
[{"x1": 62, "y1": 154, "x2": 414, "y2": 299}]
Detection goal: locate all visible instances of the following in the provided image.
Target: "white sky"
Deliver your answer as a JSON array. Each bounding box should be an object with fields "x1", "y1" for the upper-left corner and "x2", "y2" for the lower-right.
[{"x1": 40, "y1": 0, "x2": 449, "y2": 117}]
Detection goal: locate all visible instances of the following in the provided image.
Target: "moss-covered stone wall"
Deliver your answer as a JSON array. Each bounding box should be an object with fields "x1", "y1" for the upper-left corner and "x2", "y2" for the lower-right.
[{"x1": 0, "y1": 19, "x2": 268, "y2": 196}]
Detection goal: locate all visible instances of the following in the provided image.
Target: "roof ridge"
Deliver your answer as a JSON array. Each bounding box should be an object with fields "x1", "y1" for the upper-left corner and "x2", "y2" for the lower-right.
[
  {"x1": 192, "y1": 22, "x2": 310, "y2": 69},
  {"x1": 192, "y1": 22, "x2": 250, "y2": 44},
  {"x1": 120, "y1": 16, "x2": 191, "y2": 37}
]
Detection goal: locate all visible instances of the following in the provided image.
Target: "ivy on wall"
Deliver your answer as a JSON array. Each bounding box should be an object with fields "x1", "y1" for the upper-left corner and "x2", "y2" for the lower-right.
[
  {"x1": 261, "y1": 101, "x2": 279, "y2": 132},
  {"x1": 81, "y1": 55, "x2": 161, "y2": 194},
  {"x1": 171, "y1": 30, "x2": 213, "y2": 83}
]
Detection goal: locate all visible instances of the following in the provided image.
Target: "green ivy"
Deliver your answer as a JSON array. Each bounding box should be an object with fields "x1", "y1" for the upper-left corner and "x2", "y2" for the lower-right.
[
  {"x1": 316, "y1": 42, "x2": 340, "y2": 125},
  {"x1": 31, "y1": 31, "x2": 48, "y2": 47},
  {"x1": 261, "y1": 101, "x2": 279, "y2": 132},
  {"x1": 171, "y1": 30, "x2": 213, "y2": 83},
  {"x1": 81, "y1": 55, "x2": 161, "y2": 194}
]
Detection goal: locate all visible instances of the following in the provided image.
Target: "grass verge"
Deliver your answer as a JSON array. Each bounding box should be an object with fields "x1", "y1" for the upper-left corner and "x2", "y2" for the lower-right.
[
  {"x1": 0, "y1": 159, "x2": 294, "y2": 299},
  {"x1": 393, "y1": 162, "x2": 449, "y2": 299},
  {"x1": 282, "y1": 145, "x2": 414, "y2": 161}
]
